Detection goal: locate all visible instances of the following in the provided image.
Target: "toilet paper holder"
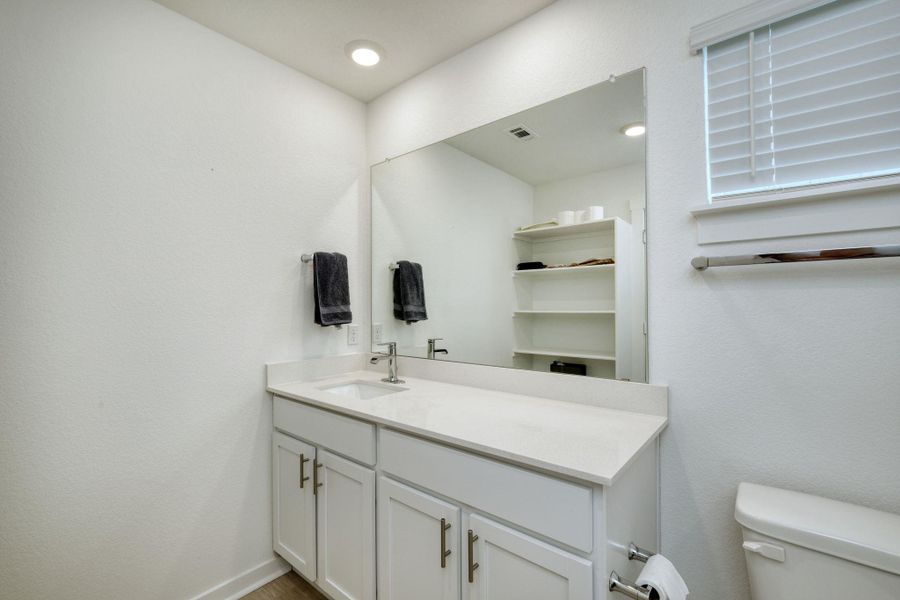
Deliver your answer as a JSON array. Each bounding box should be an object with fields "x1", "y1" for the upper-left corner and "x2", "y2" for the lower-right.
[{"x1": 609, "y1": 542, "x2": 659, "y2": 599}]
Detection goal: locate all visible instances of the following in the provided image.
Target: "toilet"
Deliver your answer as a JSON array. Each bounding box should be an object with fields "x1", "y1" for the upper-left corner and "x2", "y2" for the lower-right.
[{"x1": 735, "y1": 482, "x2": 900, "y2": 599}]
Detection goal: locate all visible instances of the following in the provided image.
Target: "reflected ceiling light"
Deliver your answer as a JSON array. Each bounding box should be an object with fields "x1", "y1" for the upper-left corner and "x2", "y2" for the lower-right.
[
  {"x1": 620, "y1": 123, "x2": 646, "y2": 137},
  {"x1": 345, "y1": 40, "x2": 383, "y2": 67}
]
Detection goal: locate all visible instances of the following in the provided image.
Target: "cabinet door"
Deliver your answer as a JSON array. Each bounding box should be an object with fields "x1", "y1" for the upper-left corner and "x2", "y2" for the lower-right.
[
  {"x1": 463, "y1": 514, "x2": 592, "y2": 600},
  {"x1": 272, "y1": 432, "x2": 317, "y2": 580},
  {"x1": 316, "y1": 449, "x2": 376, "y2": 600},
  {"x1": 378, "y1": 477, "x2": 460, "y2": 600}
]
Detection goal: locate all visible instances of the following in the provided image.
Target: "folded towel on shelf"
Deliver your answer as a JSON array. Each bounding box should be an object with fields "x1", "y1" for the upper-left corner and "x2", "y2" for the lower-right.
[
  {"x1": 516, "y1": 219, "x2": 558, "y2": 232},
  {"x1": 547, "y1": 257, "x2": 615, "y2": 268},
  {"x1": 516, "y1": 261, "x2": 547, "y2": 270},
  {"x1": 313, "y1": 252, "x2": 352, "y2": 327},
  {"x1": 393, "y1": 261, "x2": 427, "y2": 323}
]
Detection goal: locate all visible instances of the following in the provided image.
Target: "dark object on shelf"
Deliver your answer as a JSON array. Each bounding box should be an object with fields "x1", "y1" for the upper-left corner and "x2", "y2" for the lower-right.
[
  {"x1": 516, "y1": 261, "x2": 546, "y2": 270},
  {"x1": 550, "y1": 360, "x2": 587, "y2": 375}
]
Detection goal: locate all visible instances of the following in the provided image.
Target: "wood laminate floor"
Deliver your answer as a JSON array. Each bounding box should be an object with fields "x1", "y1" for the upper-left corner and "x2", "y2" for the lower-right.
[{"x1": 240, "y1": 571, "x2": 327, "y2": 600}]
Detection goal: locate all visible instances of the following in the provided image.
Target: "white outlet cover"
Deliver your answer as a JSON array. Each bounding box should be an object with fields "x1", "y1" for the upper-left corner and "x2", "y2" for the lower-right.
[
  {"x1": 372, "y1": 323, "x2": 383, "y2": 345},
  {"x1": 347, "y1": 324, "x2": 360, "y2": 345}
]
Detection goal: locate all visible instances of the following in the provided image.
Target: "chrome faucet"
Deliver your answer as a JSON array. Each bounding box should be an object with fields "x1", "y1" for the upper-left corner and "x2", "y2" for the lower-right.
[
  {"x1": 427, "y1": 338, "x2": 448, "y2": 360},
  {"x1": 370, "y1": 342, "x2": 404, "y2": 384}
]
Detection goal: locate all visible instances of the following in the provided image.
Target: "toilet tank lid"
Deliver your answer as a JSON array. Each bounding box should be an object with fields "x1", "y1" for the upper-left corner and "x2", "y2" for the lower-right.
[{"x1": 735, "y1": 482, "x2": 900, "y2": 576}]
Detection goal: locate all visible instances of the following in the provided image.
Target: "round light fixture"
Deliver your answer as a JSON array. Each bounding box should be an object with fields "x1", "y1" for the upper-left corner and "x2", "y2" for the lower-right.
[
  {"x1": 345, "y1": 40, "x2": 383, "y2": 67},
  {"x1": 620, "y1": 123, "x2": 646, "y2": 137}
]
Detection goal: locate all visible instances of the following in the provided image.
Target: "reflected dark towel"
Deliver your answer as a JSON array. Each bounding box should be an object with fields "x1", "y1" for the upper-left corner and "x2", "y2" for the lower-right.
[
  {"x1": 313, "y1": 252, "x2": 352, "y2": 327},
  {"x1": 516, "y1": 261, "x2": 546, "y2": 270},
  {"x1": 393, "y1": 261, "x2": 427, "y2": 323}
]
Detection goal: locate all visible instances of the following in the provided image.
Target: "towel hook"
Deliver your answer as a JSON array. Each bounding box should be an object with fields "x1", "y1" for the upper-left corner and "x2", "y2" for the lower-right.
[{"x1": 300, "y1": 254, "x2": 314, "y2": 264}]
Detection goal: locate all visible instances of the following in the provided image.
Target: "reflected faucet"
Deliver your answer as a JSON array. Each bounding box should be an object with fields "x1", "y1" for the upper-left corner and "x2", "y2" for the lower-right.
[
  {"x1": 370, "y1": 342, "x2": 404, "y2": 384},
  {"x1": 427, "y1": 338, "x2": 449, "y2": 360}
]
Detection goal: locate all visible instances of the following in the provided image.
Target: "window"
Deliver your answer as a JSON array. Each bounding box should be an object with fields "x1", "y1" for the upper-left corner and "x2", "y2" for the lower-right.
[{"x1": 703, "y1": 0, "x2": 900, "y2": 201}]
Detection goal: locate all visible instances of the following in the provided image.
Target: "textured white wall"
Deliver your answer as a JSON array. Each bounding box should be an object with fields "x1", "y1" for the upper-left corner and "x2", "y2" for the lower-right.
[
  {"x1": 367, "y1": 1, "x2": 900, "y2": 598},
  {"x1": 532, "y1": 164, "x2": 644, "y2": 224},
  {"x1": 0, "y1": 1, "x2": 367, "y2": 598},
  {"x1": 372, "y1": 142, "x2": 532, "y2": 366}
]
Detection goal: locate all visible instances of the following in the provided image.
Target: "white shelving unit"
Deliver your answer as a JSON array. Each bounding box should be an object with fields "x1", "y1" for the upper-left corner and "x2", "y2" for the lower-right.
[
  {"x1": 513, "y1": 310, "x2": 615, "y2": 316},
  {"x1": 513, "y1": 218, "x2": 616, "y2": 240},
  {"x1": 512, "y1": 217, "x2": 634, "y2": 380},
  {"x1": 511, "y1": 348, "x2": 617, "y2": 361},
  {"x1": 512, "y1": 264, "x2": 614, "y2": 276}
]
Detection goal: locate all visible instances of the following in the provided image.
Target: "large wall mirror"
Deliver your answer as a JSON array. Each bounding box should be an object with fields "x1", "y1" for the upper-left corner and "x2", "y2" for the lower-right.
[{"x1": 372, "y1": 69, "x2": 647, "y2": 382}]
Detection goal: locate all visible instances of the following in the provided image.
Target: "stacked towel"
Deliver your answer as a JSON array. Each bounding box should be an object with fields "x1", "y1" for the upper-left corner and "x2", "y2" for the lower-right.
[
  {"x1": 393, "y1": 261, "x2": 427, "y2": 323},
  {"x1": 313, "y1": 252, "x2": 352, "y2": 327}
]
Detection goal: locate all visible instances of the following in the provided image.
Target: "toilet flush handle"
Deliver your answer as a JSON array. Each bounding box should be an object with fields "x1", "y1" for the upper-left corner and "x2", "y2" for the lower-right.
[{"x1": 742, "y1": 541, "x2": 785, "y2": 562}]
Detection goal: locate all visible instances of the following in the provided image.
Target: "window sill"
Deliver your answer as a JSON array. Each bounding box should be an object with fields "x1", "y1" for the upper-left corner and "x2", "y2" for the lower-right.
[{"x1": 691, "y1": 176, "x2": 900, "y2": 245}]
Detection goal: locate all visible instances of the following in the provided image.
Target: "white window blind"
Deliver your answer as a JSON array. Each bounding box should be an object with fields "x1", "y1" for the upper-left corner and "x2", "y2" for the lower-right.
[{"x1": 705, "y1": 0, "x2": 900, "y2": 199}]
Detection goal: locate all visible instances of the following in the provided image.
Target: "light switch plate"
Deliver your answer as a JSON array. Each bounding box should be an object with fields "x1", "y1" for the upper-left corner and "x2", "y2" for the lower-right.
[
  {"x1": 372, "y1": 323, "x2": 383, "y2": 345},
  {"x1": 347, "y1": 324, "x2": 360, "y2": 345}
]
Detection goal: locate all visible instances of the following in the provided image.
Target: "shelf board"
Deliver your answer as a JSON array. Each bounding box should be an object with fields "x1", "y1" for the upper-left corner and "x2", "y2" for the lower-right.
[
  {"x1": 513, "y1": 264, "x2": 614, "y2": 276},
  {"x1": 513, "y1": 217, "x2": 616, "y2": 240},
  {"x1": 512, "y1": 348, "x2": 616, "y2": 361},
  {"x1": 513, "y1": 310, "x2": 614, "y2": 316}
]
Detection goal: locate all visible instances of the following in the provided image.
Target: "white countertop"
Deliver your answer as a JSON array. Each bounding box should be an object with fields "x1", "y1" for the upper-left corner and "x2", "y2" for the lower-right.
[{"x1": 268, "y1": 369, "x2": 667, "y2": 486}]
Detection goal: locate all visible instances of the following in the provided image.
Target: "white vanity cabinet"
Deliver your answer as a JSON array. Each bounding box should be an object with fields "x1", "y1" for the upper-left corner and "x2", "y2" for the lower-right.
[
  {"x1": 272, "y1": 432, "x2": 317, "y2": 580},
  {"x1": 272, "y1": 394, "x2": 660, "y2": 600},
  {"x1": 272, "y1": 397, "x2": 376, "y2": 600},
  {"x1": 464, "y1": 514, "x2": 593, "y2": 600},
  {"x1": 377, "y1": 477, "x2": 460, "y2": 600},
  {"x1": 316, "y1": 450, "x2": 376, "y2": 600}
]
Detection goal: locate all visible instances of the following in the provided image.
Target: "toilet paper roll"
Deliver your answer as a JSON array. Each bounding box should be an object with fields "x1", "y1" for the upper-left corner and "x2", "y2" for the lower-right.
[
  {"x1": 558, "y1": 210, "x2": 575, "y2": 226},
  {"x1": 635, "y1": 555, "x2": 689, "y2": 600}
]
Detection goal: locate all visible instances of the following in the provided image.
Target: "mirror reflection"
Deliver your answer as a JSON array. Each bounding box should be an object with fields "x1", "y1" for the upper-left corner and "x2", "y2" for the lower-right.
[{"x1": 372, "y1": 69, "x2": 647, "y2": 381}]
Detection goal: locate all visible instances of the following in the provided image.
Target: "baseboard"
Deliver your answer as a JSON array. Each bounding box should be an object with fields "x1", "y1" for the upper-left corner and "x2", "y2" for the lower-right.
[{"x1": 190, "y1": 556, "x2": 291, "y2": 600}]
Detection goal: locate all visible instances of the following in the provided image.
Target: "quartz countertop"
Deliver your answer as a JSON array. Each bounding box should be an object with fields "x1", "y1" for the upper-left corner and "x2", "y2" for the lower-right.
[{"x1": 268, "y1": 369, "x2": 666, "y2": 486}]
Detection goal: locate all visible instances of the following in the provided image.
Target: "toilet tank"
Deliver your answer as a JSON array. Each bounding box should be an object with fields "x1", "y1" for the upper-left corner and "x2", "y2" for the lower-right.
[{"x1": 734, "y1": 483, "x2": 900, "y2": 599}]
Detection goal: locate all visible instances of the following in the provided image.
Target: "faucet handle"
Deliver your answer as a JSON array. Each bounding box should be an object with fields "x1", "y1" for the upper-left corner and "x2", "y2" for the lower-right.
[
  {"x1": 377, "y1": 341, "x2": 397, "y2": 352},
  {"x1": 427, "y1": 337, "x2": 443, "y2": 343}
]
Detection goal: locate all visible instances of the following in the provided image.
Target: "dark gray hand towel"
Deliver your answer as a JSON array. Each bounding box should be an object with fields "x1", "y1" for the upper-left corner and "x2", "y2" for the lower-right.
[
  {"x1": 393, "y1": 261, "x2": 427, "y2": 324},
  {"x1": 313, "y1": 252, "x2": 352, "y2": 327}
]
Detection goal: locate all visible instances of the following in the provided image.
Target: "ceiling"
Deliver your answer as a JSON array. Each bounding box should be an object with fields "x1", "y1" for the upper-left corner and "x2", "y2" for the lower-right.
[
  {"x1": 445, "y1": 70, "x2": 645, "y2": 186},
  {"x1": 153, "y1": 0, "x2": 556, "y2": 102}
]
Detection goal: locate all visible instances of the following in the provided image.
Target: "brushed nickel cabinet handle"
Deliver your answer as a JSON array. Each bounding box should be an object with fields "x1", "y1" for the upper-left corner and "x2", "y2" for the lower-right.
[
  {"x1": 467, "y1": 529, "x2": 479, "y2": 583},
  {"x1": 299, "y1": 454, "x2": 310, "y2": 488},
  {"x1": 313, "y1": 461, "x2": 323, "y2": 495},
  {"x1": 440, "y1": 518, "x2": 452, "y2": 568}
]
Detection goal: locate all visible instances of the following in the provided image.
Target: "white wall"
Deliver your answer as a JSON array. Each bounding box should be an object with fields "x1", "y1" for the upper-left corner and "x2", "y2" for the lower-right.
[
  {"x1": 532, "y1": 163, "x2": 644, "y2": 224},
  {"x1": 367, "y1": 1, "x2": 900, "y2": 598},
  {"x1": 0, "y1": 1, "x2": 367, "y2": 598},
  {"x1": 372, "y1": 142, "x2": 532, "y2": 366}
]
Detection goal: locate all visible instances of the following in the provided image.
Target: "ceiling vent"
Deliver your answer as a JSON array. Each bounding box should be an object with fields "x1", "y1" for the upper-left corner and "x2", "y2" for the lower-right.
[{"x1": 506, "y1": 124, "x2": 538, "y2": 141}]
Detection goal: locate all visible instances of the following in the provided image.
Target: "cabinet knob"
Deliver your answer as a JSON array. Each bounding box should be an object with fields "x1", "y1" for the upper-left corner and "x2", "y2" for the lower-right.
[
  {"x1": 440, "y1": 518, "x2": 452, "y2": 568},
  {"x1": 467, "y1": 529, "x2": 479, "y2": 582},
  {"x1": 313, "y1": 461, "x2": 324, "y2": 495},
  {"x1": 299, "y1": 454, "x2": 310, "y2": 488}
]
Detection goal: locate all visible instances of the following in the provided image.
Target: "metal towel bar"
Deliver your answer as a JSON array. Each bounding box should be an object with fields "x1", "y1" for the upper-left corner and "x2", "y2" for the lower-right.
[{"x1": 692, "y1": 244, "x2": 900, "y2": 270}]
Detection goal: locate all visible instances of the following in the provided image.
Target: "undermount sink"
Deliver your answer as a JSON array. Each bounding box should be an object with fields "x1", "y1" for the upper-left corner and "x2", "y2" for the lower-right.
[{"x1": 319, "y1": 380, "x2": 408, "y2": 400}]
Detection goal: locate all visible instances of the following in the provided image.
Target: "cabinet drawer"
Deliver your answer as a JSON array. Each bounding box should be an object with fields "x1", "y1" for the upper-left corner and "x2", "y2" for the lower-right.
[
  {"x1": 379, "y1": 429, "x2": 593, "y2": 552},
  {"x1": 274, "y1": 396, "x2": 376, "y2": 465}
]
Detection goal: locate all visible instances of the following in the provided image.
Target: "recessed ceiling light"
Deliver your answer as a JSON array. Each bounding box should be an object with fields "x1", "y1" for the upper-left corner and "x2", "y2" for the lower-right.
[
  {"x1": 345, "y1": 40, "x2": 383, "y2": 67},
  {"x1": 620, "y1": 123, "x2": 646, "y2": 137}
]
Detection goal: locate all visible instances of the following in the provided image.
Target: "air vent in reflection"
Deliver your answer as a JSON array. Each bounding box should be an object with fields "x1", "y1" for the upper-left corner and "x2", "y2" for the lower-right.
[{"x1": 506, "y1": 125, "x2": 538, "y2": 141}]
